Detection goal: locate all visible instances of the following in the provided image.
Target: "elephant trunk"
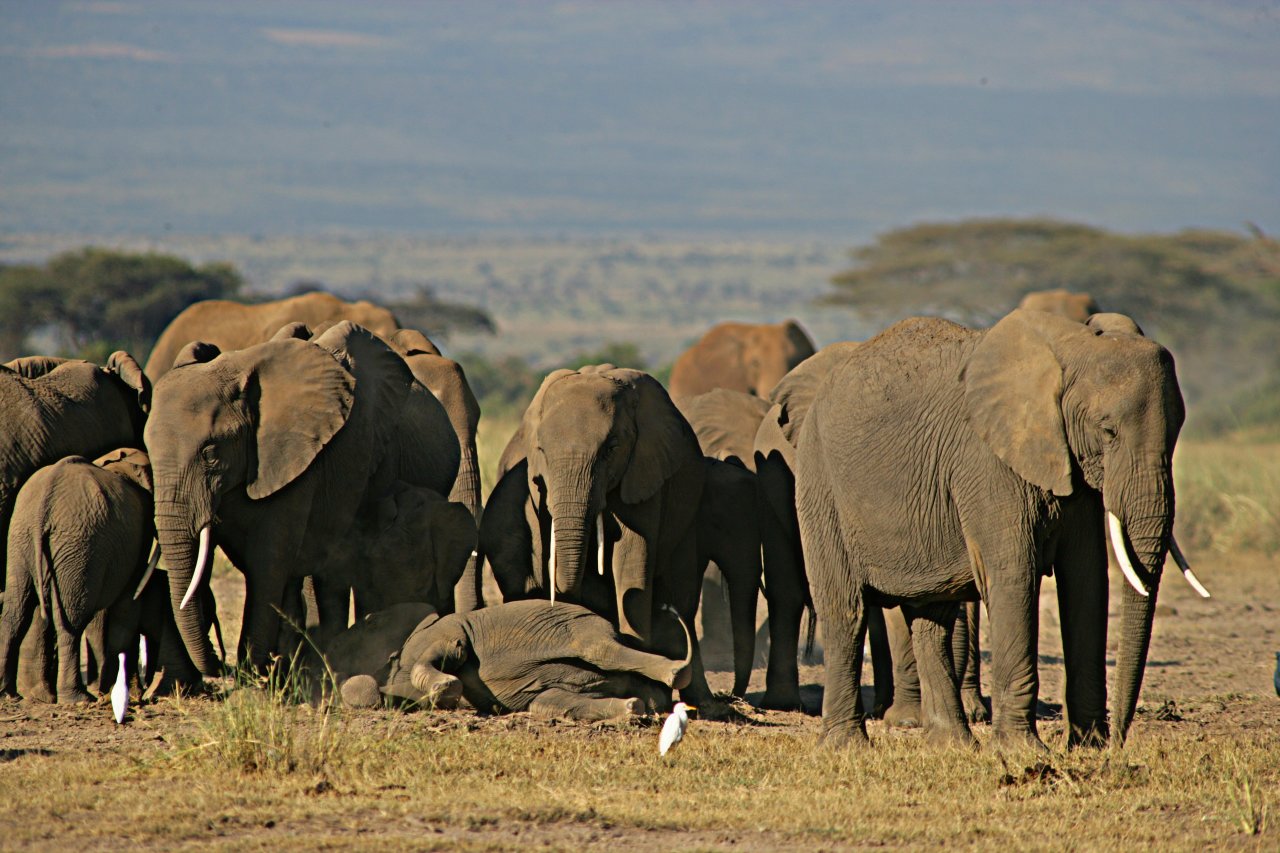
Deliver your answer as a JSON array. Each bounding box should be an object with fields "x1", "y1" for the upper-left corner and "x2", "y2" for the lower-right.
[
  {"x1": 449, "y1": 442, "x2": 484, "y2": 613},
  {"x1": 548, "y1": 502, "x2": 593, "y2": 603},
  {"x1": 1107, "y1": 472, "x2": 1174, "y2": 745},
  {"x1": 155, "y1": 501, "x2": 220, "y2": 677}
]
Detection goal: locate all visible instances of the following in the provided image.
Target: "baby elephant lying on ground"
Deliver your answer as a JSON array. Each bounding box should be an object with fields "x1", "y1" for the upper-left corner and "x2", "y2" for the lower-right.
[{"x1": 335, "y1": 600, "x2": 693, "y2": 722}]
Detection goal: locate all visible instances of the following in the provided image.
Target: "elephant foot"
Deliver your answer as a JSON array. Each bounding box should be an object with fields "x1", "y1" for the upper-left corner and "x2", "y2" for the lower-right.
[
  {"x1": 963, "y1": 691, "x2": 991, "y2": 724},
  {"x1": 671, "y1": 663, "x2": 692, "y2": 691},
  {"x1": 924, "y1": 721, "x2": 976, "y2": 748},
  {"x1": 1065, "y1": 723, "x2": 1109, "y2": 750},
  {"x1": 991, "y1": 727, "x2": 1048, "y2": 753},
  {"x1": 148, "y1": 671, "x2": 206, "y2": 699},
  {"x1": 758, "y1": 688, "x2": 803, "y2": 712},
  {"x1": 17, "y1": 678, "x2": 56, "y2": 704},
  {"x1": 884, "y1": 700, "x2": 922, "y2": 729},
  {"x1": 57, "y1": 686, "x2": 96, "y2": 705},
  {"x1": 340, "y1": 675, "x2": 383, "y2": 709},
  {"x1": 819, "y1": 722, "x2": 869, "y2": 749}
]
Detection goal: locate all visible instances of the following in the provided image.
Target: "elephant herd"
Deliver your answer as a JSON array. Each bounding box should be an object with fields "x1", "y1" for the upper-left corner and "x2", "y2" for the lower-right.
[{"x1": 0, "y1": 288, "x2": 1208, "y2": 750}]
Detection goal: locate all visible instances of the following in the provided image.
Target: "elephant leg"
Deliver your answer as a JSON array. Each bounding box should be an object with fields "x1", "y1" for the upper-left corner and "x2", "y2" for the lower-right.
[
  {"x1": 51, "y1": 608, "x2": 91, "y2": 705},
  {"x1": 696, "y1": 565, "x2": 734, "y2": 671},
  {"x1": 866, "y1": 606, "x2": 893, "y2": 719},
  {"x1": 760, "y1": 505, "x2": 806, "y2": 710},
  {"x1": 984, "y1": 561, "x2": 1044, "y2": 748},
  {"x1": 902, "y1": 601, "x2": 972, "y2": 746},
  {"x1": 83, "y1": 611, "x2": 107, "y2": 693},
  {"x1": 958, "y1": 601, "x2": 990, "y2": 723},
  {"x1": 16, "y1": 615, "x2": 57, "y2": 703},
  {"x1": 612, "y1": 506, "x2": 657, "y2": 645},
  {"x1": 239, "y1": 571, "x2": 290, "y2": 672},
  {"x1": 668, "y1": 531, "x2": 715, "y2": 706},
  {"x1": 883, "y1": 606, "x2": 921, "y2": 728},
  {"x1": 0, "y1": 581, "x2": 39, "y2": 697},
  {"x1": 528, "y1": 687, "x2": 645, "y2": 723},
  {"x1": 307, "y1": 574, "x2": 351, "y2": 654},
  {"x1": 1054, "y1": 497, "x2": 1109, "y2": 747},
  {"x1": 578, "y1": 633, "x2": 689, "y2": 689}
]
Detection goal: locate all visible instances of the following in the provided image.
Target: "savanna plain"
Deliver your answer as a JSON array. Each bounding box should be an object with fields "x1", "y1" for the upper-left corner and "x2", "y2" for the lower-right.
[{"x1": 0, "y1": 424, "x2": 1276, "y2": 851}]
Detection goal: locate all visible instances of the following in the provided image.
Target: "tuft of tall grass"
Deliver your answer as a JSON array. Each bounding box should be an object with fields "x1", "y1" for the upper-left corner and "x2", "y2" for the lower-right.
[
  {"x1": 181, "y1": 648, "x2": 347, "y2": 776},
  {"x1": 1174, "y1": 440, "x2": 1280, "y2": 555}
]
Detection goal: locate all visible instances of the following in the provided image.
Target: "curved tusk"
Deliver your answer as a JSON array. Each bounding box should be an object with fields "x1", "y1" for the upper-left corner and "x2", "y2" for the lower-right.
[
  {"x1": 134, "y1": 542, "x2": 161, "y2": 600},
  {"x1": 1169, "y1": 535, "x2": 1210, "y2": 598},
  {"x1": 1107, "y1": 512, "x2": 1148, "y2": 597},
  {"x1": 180, "y1": 525, "x2": 212, "y2": 610},
  {"x1": 548, "y1": 519, "x2": 557, "y2": 604},
  {"x1": 597, "y1": 514, "x2": 606, "y2": 576}
]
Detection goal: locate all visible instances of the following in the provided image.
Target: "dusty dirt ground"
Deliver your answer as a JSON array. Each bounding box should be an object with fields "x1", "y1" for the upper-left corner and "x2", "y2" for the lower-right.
[{"x1": 1, "y1": 549, "x2": 1277, "y2": 849}]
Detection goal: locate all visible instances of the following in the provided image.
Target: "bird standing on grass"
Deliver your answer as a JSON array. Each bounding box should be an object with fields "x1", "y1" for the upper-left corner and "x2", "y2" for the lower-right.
[
  {"x1": 111, "y1": 652, "x2": 129, "y2": 724},
  {"x1": 1273, "y1": 652, "x2": 1280, "y2": 697},
  {"x1": 659, "y1": 702, "x2": 695, "y2": 755}
]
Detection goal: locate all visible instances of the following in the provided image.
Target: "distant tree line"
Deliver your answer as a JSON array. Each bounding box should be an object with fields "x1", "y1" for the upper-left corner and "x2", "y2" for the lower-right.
[
  {"x1": 827, "y1": 219, "x2": 1280, "y2": 436},
  {"x1": 0, "y1": 247, "x2": 243, "y2": 362}
]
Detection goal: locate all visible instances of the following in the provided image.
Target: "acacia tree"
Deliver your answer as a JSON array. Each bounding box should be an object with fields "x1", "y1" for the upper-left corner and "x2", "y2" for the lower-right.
[{"x1": 826, "y1": 219, "x2": 1280, "y2": 434}]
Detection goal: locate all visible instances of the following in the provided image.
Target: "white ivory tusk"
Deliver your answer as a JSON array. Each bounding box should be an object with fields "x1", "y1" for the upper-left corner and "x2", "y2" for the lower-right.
[
  {"x1": 134, "y1": 542, "x2": 161, "y2": 600},
  {"x1": 597, "y1": 515, "x2": 606, "y2": 576},
  {"x1": 1169, "y1": 535, "x2": 1210, "y2": 598},
  {"x1": 181, "y1": 525, "x2": 212, "y2": 610},
  {"x1": 548, "y1": 519, "x2": 557, "y2": 604},
  {"x1": 1107, "y1": 512, "x2": 1149, "y2": 597}
]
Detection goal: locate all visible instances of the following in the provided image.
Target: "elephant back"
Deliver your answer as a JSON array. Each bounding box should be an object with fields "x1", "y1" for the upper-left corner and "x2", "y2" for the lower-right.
[{"x1": 767, "y1": 341, "x2": 863, "y2": 448}]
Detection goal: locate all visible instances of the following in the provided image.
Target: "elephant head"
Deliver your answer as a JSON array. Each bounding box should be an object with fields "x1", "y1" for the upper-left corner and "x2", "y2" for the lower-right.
[
  {"x1": 144, "y1": 324, "x2": 415, "y2": 674},
  {"x1": 521, "y1": 365, "x2": 701, "y2": 605},
  {"x1": 962, "y1": 308, "x2": 1185, "y2": 742},
  {"x1": 395, "y1": 614, "x2": 469, "y2": 708}
]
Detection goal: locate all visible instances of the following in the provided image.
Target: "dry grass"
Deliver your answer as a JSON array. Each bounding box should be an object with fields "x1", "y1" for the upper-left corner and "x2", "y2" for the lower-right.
[
  {"x1": 1, "y1": 702, "x2": 1278, "y2": 849},
  {"x1": 1175, "y1": 440, "x2": 1280, "y2": 555}
]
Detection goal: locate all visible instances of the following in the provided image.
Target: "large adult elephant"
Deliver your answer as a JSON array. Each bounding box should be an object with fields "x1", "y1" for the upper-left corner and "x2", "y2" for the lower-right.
[
  {"x1": 143, "y1": 322, "x2": 460, "y2": 674},
  {"x1": 668, "y1": 320, "x2": 816, "y2": 400},
  {"x1": 796, "y1": 309, "x2": 1196, "y2": 749},
  {"x1": 483, "y1": 365, "x2": 709, "y2": 700},
  {"x1": 144, "y1": 291, "x2": 400, "y2": 381},
  {"x1": 0, "y1": 352, "x2": 150, "y2": 699}
]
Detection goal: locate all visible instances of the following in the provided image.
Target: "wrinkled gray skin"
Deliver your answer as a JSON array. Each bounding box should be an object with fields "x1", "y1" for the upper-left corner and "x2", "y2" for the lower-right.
[
  {"x1": 305, "y1": 601, "x2": 439, "y2": 704},
  {"x1": 144, "y1": 322, "x2": 460, "y2": 675},
  {"x1": 0, "y1": 449, "x2": 154, "y2": 702},
  {"x1": 381, "y1": 600, "x2": 694, "y2": 721},
  {"x1": 144, "y1": 291, "x2": 401, "y2": 381},
  {"x1": 314, "y1": 482, "x2": 475, "y2": 617},
  {"x1": 796, "y1": 310, "x2": 1184, "y2": 749},
  {"x1": 669, "y1": 319, "x2": 816, "y2": 399},
  {"x1": 483, "y1": 365, "x2": 710, "y2": 702},
  {"x1": 0, "y1": 352, "x2": 151, "y2": 700}
]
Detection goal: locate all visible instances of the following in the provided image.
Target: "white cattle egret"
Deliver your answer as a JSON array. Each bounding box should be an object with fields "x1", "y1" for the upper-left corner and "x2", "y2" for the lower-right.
[
  {"x1": 659, "y1": 702, "x2": 695, "y2": 756},
  {"x1": 111, "y1": 652, "x2": 129, "y2": 724}
]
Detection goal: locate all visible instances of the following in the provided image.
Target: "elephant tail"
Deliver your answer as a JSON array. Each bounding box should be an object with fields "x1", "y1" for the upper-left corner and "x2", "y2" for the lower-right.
[
  {"x1": 32, "y1": 531, "x2": 53, "y2": 618},
  {"x1": 802, "y1": 603, "x2": 817, "y2": 661}
]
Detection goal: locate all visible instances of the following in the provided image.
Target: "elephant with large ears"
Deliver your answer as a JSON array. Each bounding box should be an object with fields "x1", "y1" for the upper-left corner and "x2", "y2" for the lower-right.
[
  {"x1": 0, "y1": 352, "x2": 151, "y2": 700},
  {"x1": 796, "y1": 309, "x2": 1197, "y2": 749},
  {"x1": 0, "y1": 448, "x2": 156, "y2": 702},
  {"x1": 669, "y1": 320, "x2": 816, "y2": 400},
  {"x1": 144, "y1": 322, "x2": 459, "y2": 675},
  {"x1": 484, "y1": 365, "x2": 710, "y2": 701}
]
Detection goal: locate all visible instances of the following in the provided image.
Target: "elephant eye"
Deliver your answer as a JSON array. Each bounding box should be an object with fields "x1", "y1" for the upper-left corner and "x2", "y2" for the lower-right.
[
  {"x1": 200, "y1": 444, "x2": 218, "y2": 466},
  {"x1": 1100, "y1": 424, "x2": 1118, "y2": 442}
]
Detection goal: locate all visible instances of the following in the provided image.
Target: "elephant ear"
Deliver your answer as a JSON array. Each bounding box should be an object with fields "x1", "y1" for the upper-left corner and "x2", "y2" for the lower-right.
[
  {"x1": 171, "y1": 341, "x2": 222, "y2": 370},
  {"x1": 94, "y1": 447, "x2": 153, "y2": 493},
  {"x1": 962, "y1": 309, "x2": 1074, "y2": 497},
  {"x1": 242, "y1": 338, "x2": 356, "y2": 500},
  {"x1": 389, "y1": 328, "x2": 442, "y2": 357},
  {"x1": 614, "y1": 370, "x2": 701, "y2": 504},
  {"x1": 106, "y1": 351, "x2": 152, "y2": 414}
]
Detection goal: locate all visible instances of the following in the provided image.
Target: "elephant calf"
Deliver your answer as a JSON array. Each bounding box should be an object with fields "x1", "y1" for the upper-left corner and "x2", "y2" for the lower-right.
[
  {"x1": 332, "y1": 601, "x2": 694, "y2": 722},
  {"x1": 0, "y1": 448, "x2": 156, "y2": 703}
]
